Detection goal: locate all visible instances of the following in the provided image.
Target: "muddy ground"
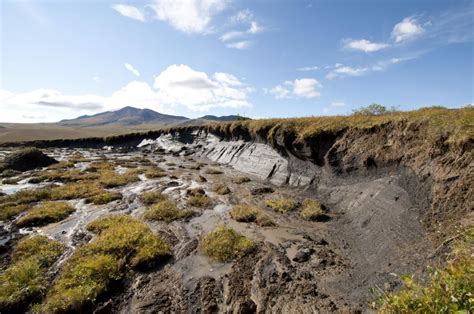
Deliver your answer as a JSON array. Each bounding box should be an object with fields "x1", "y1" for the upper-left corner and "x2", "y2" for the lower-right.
[{"x1": 0, "y1": 145, "x2": 434, "y2": 313}]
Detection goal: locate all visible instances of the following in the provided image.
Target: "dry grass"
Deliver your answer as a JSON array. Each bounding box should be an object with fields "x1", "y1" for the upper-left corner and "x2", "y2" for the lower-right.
[
  {"x1": 232, "y1": 176, "x2": 251, "y2": 184},
  {"x1": 187, "y1": 194, "x2": 213, "y2": 208},
  {"x1": 212, "y1": 183, "x2": 231, "y2": 195},
  {"x1": 300, "y1": 199, "x2": 326, "y2": 221},
  {"x1": 98, "y1": 169, "x2": 140, "y2": 188},
  {"x1": 144, "y1": 167, "x2": 166, "y2": 178},
  {"x1": 16, "y1": 202, "x2": 75, "y2": 228},
  {"x1": 85, "y1": 191, "x2": 122, "y2": 205},
  {"x1": 0, "y1": 204, "x2": 30, "y2": 220},
  {"x1": 265, "y1": 198, "x2": 299, "y2": 213},
  {"x1": 139, "y1": 191, "x2": 168, "y2": 205},
  {"x1": 200, "y1": 225, "x2": 254, "y2": 262},
  {"x1": 205, "y1": 168, "x2": 223, "y2": 175},
  {"x1": 230, "y1": 204, "x2": 275, "y2": 226}
]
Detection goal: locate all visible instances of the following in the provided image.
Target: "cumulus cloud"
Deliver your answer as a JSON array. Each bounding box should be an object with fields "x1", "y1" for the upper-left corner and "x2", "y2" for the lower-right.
[
  {"x1": 226, "y1": 40, "x2": 252, "y2": 50},
  {"x1": 112, "y1": 4, "x2": 146, "y2": 22},
  {"x1": 0, "y1": 64, "x2": 252, "y2": 122},
  {"x1": 343, "y1": 39, "x2": 389, "y2": 52},
  {"x1": 268, "y1": 78, "x2": 322, "y2": 99},
  {"x1": 391, "y1": 17, "x2": 424, "y2": 43},
  {"x1": 124, "y1": 63, "x2": 140, "y2": 76},
  {"x1": 148, "y1": 0, "x2": 229, "y2": 34}
]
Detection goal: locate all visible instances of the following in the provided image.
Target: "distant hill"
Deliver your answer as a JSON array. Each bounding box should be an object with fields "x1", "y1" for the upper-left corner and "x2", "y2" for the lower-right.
[{"x1": 60, "y1": 106, "x2": 189, "y2": 127}]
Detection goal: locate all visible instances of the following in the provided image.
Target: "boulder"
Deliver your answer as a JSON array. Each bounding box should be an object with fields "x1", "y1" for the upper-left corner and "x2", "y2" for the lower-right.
[{"x1": 1, "y1": 148, "x2": 58, "y2": 172}]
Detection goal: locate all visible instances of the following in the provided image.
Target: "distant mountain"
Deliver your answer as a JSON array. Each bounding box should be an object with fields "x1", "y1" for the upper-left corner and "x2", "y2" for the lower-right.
[{"x1": 60, "y1": 106, "x2": 189, "y2": 127}]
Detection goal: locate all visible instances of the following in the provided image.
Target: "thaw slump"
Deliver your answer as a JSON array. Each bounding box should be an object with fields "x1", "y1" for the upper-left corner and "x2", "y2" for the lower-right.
[{"x1": 0, "y1": 140, "x2": 431, "y2": 313}]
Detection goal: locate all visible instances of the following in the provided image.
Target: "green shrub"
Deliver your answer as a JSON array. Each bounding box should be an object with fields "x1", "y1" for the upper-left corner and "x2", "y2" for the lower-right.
[
  {"x1": 0, "y1": 236, "x2": 64, "y2": 311},
  {"x1": 16, "y1": 202, "x2": 75, "y2": 228},
  {"x1": 232, "y1": 176, "x2": 251, "y2": 184},
  {"x1": 201, "y1": 225, "x2": 254, "y2": 262},
  {"x1": 143, "y1": 200, "x2": 194, "y2": 222},
  {"x1": 265, "y1": 198, "x2": 298, "y2": 213},
  {"x1": 139, "y1": 191, "x2": 168, "y2": 205},
  {"x1": 300, "y1": 199, "x2": 325, "y2": 221},
  {"x1": 187, "y1": 195, "x2": 213, "y2": 208},
  {"x1": 40, "y1": 215, "x2": 171, "y2": 312},
  {"x1": 212, "y1": 183, "x2": 231, "y2": 195}
]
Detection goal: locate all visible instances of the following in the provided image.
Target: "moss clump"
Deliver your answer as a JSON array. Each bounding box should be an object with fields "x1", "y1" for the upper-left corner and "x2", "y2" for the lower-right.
[
  {"x1": 187, "y1": 195, "x2": 213, "y2": 208},
  {"x1": 378, "y1": 230, "x2": 474, "y2": 313},
  {"x1": 265, "y1": 198, "x2": 299, "y2": 213},
  {"x1": 300, "y1": 199, "x2": 326, "y2": 221},
  {"x1": 143, "y1": 200, "x2": 194, "y2": 222},
  {"x1": 0, "y1": 204, "x2": 30, "y2": 220},
  {"x1": 85, "y1": 191, "x2": 122, "y2": 205},
  {"x1": 139, "y1": 191, "x2": 168, "y2": 205},
  {"x1": 0, "y1": 236, "x2": 64, "y2": 311},
  {"x1": 40, "y1": 215, "x2": 171, "y2": 312},
  {"x1": 16, "y1": 202, "x2": 75, "y2": 228},
  {"x1": 205, "y1": 168, "x2": 223, "y2": 175},
  {"x1": 232, "y1": 176, "x2": 251, "y2": 184},
  {"x1": 201, "y1": 225, "x2": 255, "y2": 262},
  {"x1": 212, "y1": 183, "x2": 231, "y2": 195}
]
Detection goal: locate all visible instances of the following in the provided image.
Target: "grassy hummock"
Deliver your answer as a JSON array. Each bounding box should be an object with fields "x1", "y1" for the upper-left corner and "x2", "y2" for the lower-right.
[
  {"x1": 230, "y1": 204, "x2": 275, "y2": 226},
  {"x1": 40, "y1": 215, "x2": 171, "y2": 312},
  {"x1": 143, "y1": 200, "x2": 194, "y2": 222},
  {"x1": 299, "y1": 199, "x2": 326, "y2": 221},
  {"x1": 85, "y1": 191, "x2": 122, "y2": 205},
  {"x1": 16, "y1": 202, "x2": 75, "y2": 228},
  {"x1": 0, "y1": 236, "x2": 64, "y2": 311},
  {"x1": 139, "y1": 190, "x2": 168, "y2": 205},
  {"x1": 187, "y1": 194, "x2": 213, "y2": 208},
  {"x1": 201, "y1": 225, "x2": 254, "y2": 262},
  {"x1": 265, "y1": 198, "x2": 299, "y2": 214}
]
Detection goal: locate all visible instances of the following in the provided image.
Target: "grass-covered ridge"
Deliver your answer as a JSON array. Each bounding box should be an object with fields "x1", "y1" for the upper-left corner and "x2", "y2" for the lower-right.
[
  {"x1": 0, "y1": 236, "x2": 64, "y2": 311},
  {"x1": 40, "y1": 215, "x2": 171, "y2": 312}
]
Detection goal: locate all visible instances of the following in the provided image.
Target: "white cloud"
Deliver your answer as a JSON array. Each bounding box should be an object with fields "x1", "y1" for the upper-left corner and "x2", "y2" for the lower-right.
[
  {"x1": 230, "y1": 9, "x2": 253, "y2": 23},
  {"x1": 124, "y1": 63, "x2": 140, "y2": 77},
  {"x1": 112, "y1": 4, "x2": 146, "y2": 22},
  {"x1": 326, "y1": 66, "x2": 368, "y2": 79},
  {"x1": 148, "y1": 0, "x2": 229, "y2": 34},
  {"x1": 226, "y1": 40, "x2": 252, "y2": 50},
  {"x1": 0, "y1": 64, "x2": 252, "y2": 122},
  {"x1": 220, "y1": 30, "x2": 245, "y2": 42},
  {"x1": 343, "y1": 39, "x2": 389, "y2": 52},
  {"x1": 297, "y1": 66, "x2": 319, "y2": 71},
  {"x1": 248, "y1": 21, "x2": 262, "y2": 34},
  {"x1": 391, "y1": 17, "x2": 424, "y2": 43},
  {"x1": 92, "y1": 76, "x2": 103, "y2": 83},
  {"x1": 326, "y1": 57, "x2": 415, "y2": 79},
  {"x1": 268, "y1": 78, "x2": 322, "y2": 99}
]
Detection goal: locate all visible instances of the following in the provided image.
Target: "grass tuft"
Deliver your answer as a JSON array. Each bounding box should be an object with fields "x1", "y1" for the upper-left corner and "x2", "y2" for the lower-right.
[
  {"x1": 212, "y1": 183, "x2": 231, "y2": 195},
  {"x1": 16, "y1": 202, "x2": 75, "y2": 228},
  {"x1": 265, "y1": 198, "x2": 299, "y2": 213},
  {"x1": 230, "y1": 204, "x2": 275, "y2": 226},
  {"x1": 139, "y1": 190, "x2": 168, "y2": 205},
  {"x1": 300, "y1": 199, "x2": 326, "y2": 221},
  {"x1": 232, "y1": 176, "x2": 251, "y2": 184},
  {"x1": 143, "y1": 200, "x2": 194, "y2": 222},
  {"x1": 187, "y1": 194, "x2": 213, "y2": 208},
  {"x1": 85, "y1": 191, "x2": 122, "y2": 205},
  {"x1": 201, "y1": 225, "x2": 255, "y2": 262}
]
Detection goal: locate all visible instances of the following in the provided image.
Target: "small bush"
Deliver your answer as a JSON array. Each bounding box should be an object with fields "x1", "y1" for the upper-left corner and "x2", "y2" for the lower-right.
[
  {"x1": 0, "y1": 236, "x2": 64, "y2": 311},
  {"x1": 212, "y1": 183, "x2": 231, "y2": 195},
  {"x1": 139, "y1": 191, "x2": 168, "y2": 205},
  {"x1": 300, "y1": 199, "x2": 325, "y2": 221},
  {"x1": 40, "y1": 215, "x2": 171, "y2": 312},
  {"x1": 205, "y1": 168, "x2": 223, "y2": 175},
  {"x1": 85, "y1": 191, "x2": 122, "y2": 205},
  {"x1": 230, "y1": 205, "x2": 259, "y2": 222},
  {"x1": 187, "y1": 195, "x2": 213, "y2": 208},
  {"x1": 201, "y1": 225, "x2": 254, "y2": 262},
  {"x1": 232, "y1": 176, "x2": 251, "y2": 184},
  {"x1": 143, "y1": 200, "x2": 194, "y2": 222},
  {"x1": 16, "y1": 202, "x2": 75, "y2": 228},
  {"x1": 352, "y1": 103, "x2": 398, "y2": 116},
  {"x1": 266, "y1": 198, "x2": 298, "y2": 213}
]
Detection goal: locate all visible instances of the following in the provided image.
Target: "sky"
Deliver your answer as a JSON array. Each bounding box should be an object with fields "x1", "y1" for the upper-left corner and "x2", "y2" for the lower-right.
[{"x1": 0, "y1": 0, "x2": 473, "y2": 123}]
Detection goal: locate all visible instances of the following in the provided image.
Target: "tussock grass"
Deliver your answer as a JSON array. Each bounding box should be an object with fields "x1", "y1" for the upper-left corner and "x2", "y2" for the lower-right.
[
  {"x1": 144, "y1": 167, "x2": 166, "y2": 178},
  {"x1": 0, "y1": 204, "x2": 30, "y2": 220},
  {"x1": 37, "y1": 168, "x2": 99, "y2": 182},
  {"x1": 85, "y1": 191, "x2": 122, "y2": 205},
  {"x1": 232, "y1": 176, "x2": 251, "y2": 184},
  {"x1": 187, "y1": 194, "x2": 213, "y2": 208},
  {"x1": 378, "y1": 229, "x2": 474, "y2": 313},
  {"x1": 201, "y1": 225, "x2": 254, "y2": 262},
  {"x1": 265, "y1": 198, "x2": 299, "y2": 213},
  {"x1": 300, "y1": 199, "x2": 326, "y2": 221},
  {"x1": 98, "y1": 169, "x2": 140, "y2": 188},
  {"x1": 139, "y1": 191, "x2": 168, "y2": 205},
  {"x1": 143, "y1": 200, "x2": 194, "y2": 222},
  {"x1": 0, "y1": 236, "x2": 64, "y2": 311},
  {"x1": 212, "y1": 183, "x2": 231, "y2": 195},
  {"x1": 40, "y1": 215, "x2": 171, "y2": 312},
  {"x1": 230, "y1": 204, "x2": 274, "y2": 226},
  {"x1": 16, "y1": 202, "x2": 75, "y2": 228}
]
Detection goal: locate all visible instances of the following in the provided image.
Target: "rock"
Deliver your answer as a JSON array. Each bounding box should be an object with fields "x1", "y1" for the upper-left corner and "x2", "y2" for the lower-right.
[
  {"x1": 293, "y1": 248, "x2": 315, "y2": 263},
  {"x1": 1, "y1": 148, "x2": 57, "y2": 171}
]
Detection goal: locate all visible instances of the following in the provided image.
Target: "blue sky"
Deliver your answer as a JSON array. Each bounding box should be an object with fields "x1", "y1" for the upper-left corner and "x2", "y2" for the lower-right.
[{"x1": 0, "y1": 0, "x2": 473, "y2": 122}]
